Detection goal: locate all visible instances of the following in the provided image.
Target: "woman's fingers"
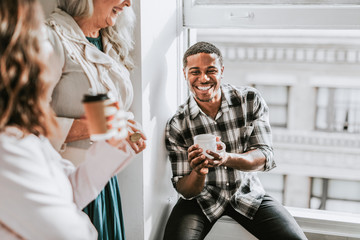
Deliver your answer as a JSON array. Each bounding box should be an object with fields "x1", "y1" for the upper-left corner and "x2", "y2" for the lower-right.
[
  {"x1": 106, "y1": 137, "x2": 127, "y2": 151},
  {"x1": 126, "y1": 133, "x2": 146, "y2": 154},
  {"x1": 127, "y1": 120, "x2": 147, "y2": 140}
]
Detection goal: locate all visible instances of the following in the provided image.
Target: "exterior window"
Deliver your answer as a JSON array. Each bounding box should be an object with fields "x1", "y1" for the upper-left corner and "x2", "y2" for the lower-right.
[
  {"x1": 254, "y1": 85, "x2": 289, "y2": 128},
  {"x1": 184, "y1": 0, "x2": 360, "y2": 29},
  {"x1": 184, "y1": 0, "x2": 360, "y2": 218},
  {"x1": 197, "y1": 0, "x2": 360, "y2": 3},
  {"x1": 311, "y1": 178, "x2": 360, "y2": 214},
  {"x1": 258, "y1": 173, "x2": 285, "y2": 204},
  {"x1": 316, "y1": 88, "x2": 360, "y2": 133}
]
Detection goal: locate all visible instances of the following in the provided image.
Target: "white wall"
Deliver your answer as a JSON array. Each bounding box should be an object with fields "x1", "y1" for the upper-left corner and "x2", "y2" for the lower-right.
[
  {"x1": 38, "y1": 0, "x2": 181, "y2": 239},
  {"x1": 119, "y1": 0, "x2": 181, "y2": 239}
]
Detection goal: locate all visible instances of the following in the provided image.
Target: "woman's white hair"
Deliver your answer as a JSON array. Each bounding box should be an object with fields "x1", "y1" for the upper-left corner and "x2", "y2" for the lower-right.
[{"x1": 57, "y1": 0, "x2": 135, "y2": 70}]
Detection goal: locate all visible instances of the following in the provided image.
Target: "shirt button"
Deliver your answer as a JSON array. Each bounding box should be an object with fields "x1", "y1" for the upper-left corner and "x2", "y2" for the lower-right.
[
  {"x1": 224, "y1": 166, "x2": 227, "y2": 170},
  {"x1": 226, "y1": 182, "x2": 229, "y2": 186}
]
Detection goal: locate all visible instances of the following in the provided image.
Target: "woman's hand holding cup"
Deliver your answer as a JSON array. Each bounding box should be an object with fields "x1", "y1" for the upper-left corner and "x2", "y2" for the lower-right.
[
  {"x1": 82, "y1": 93, "x2": 128, "y2": 150},
  {"x1": 82, "y1": 93, "x2": 123, "y2": 141},
  {"x1": 105, "y1": 108, "x2": 129, "y2": 150},
  {"x1": 82, "y1": 92, "x2": 147, "y2": 153},
  {"x1": 104, "y1": 108, "x2": 147, "y2": 153}
]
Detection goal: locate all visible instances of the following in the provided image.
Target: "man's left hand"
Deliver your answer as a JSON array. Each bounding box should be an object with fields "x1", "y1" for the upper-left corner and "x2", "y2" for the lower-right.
[{"x1": 205, "y1": 150, "x2": 229, "y2": 167}]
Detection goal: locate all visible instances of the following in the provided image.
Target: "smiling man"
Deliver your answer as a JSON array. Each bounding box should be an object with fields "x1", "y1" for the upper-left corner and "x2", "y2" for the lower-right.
[{"x1": 163, "y1": 42, "x2": 307, "y2": 240}]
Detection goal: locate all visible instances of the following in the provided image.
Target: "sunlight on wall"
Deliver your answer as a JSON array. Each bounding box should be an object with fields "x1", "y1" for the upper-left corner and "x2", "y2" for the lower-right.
[{"x1": 140, "y1": 1, "x2": 181, "y2": 239}]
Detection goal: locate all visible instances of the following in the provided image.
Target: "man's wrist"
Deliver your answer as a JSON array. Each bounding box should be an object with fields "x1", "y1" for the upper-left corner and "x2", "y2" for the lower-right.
[
  {"x1": 221, "y1": 153, "x2": 237, "y2": 167},
  {"x1": 220, "y1": 153, "x2": 228, "y2": 166},
  {"x1": 192, "y1": 168, "x2": 207, "y2": 178}
]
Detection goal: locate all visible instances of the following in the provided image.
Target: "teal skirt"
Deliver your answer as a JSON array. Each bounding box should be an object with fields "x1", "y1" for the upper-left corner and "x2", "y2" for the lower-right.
[{"x1": 83, "y1": 176, "x2": 126, "y2": 240}]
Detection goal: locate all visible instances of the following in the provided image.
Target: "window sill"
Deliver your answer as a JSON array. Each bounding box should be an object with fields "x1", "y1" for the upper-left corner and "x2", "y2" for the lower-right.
[
  {"x1": 205, "y1": 207, "x2": 360, "y2": 240},
  {"x1": 288, "y1": 207, "x2": 360, "y2": 239}
]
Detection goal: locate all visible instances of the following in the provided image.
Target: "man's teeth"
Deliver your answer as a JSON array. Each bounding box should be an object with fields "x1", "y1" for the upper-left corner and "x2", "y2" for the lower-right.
[{"x1": 197, "y1": 86, "x2": 211, "y2": 91}]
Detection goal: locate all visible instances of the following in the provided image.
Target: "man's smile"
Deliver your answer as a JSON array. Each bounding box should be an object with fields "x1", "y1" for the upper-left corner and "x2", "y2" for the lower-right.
[{"x1": 196, "y1": 85, "x2": 212, "y2": 91}]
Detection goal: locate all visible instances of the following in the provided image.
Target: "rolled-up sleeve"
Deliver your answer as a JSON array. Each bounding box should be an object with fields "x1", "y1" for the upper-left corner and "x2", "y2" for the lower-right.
[
  {"x1": 247, "y1": 90, "x2": 276, "y2": 172},
  {"x1": 61, "y1": 140, "x2": 135, "y2": 209},
  {"x1": 165, "y1": 119, "x2": 191, "y2": 188}
]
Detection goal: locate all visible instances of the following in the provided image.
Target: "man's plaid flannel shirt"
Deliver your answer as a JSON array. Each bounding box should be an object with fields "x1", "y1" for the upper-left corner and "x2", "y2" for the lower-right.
[{"x1": 165, "y1": 83, "x2": 276, "y2": 222}]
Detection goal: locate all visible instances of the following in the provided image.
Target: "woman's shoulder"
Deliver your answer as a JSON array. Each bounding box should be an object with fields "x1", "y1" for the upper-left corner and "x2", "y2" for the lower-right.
[
  {"x1": 46, "y1": 25, "x2": 65, "y2": 66},
  {"x1": 0, "y1": 128, "x2": 61, "y2": 181},
  {"x1": 0, "y1": 128, "x2": 49, "y2": 163}
]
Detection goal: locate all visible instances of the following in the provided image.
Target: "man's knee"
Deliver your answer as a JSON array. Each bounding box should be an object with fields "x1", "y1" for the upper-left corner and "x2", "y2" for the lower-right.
[{"x1": 163, "y1": 199, "x2": 212, "y2": 240}]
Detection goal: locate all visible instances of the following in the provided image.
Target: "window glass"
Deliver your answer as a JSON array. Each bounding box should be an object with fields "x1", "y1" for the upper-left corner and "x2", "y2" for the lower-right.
[
  {"x1": 185, "y1": 0, "x2": 360, "y2": 29},
  {"x1": 193, "y1": 27, "x2": 360, "y2": 215},
  {"x1": 258, "y1": 173, "x2": 285, "y2": 203},
  {"x1": 195, "y1": 0, "x2": 360, "y2": 4},
  {"x1": 328, "y1": 179, "x2": 360, "y2": 199},
  {"x1": 316, "y1": 88, "x2": 360, "y2": 133},
  {"x1": 310, "y1": 178, "x2": 360, "y2": 213},
  {"x1": 254, "y1": 85, "x2": 288, "y2": 127},
  {"x1": 185, "y1": 0, "x2": 360, "y2": 218}
]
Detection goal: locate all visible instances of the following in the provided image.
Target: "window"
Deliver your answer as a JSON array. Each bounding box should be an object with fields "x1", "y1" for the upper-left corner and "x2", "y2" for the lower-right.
[
  {"x1": 184, "y1": 0, "x2": 360, "y2": 29},
  {"x1": 258, "y1": 173, "x2": 285, "y2": 204},
  {"x1": 196, "y1": 0, "x2": 360, "y2": 3},
  {"x1": 254, "y1": 85, "x2": 289, "y2": 128},
  {"x1": 184, "y1": 0, "x2": 360, "y2": 216},
  {"x1": 311, "y1": 178, "x2": 360, "y2": 213},
  {"x1": 316, "y1": 88, "x2": 360, "y2": 133}
]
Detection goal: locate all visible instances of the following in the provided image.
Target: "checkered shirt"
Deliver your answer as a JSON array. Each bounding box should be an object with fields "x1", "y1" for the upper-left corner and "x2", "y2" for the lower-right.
[{"x1": 165, "y1": 83, "x2": 276, "y2": 222}]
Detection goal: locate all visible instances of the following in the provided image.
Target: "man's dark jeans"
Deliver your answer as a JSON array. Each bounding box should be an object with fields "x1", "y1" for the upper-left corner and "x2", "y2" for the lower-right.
[{"x1": 163, "y1": 195, "x2": 308, "y2": 240}]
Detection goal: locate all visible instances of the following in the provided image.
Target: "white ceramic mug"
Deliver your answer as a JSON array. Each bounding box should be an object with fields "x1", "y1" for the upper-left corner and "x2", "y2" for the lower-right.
[{"x1": 193, "y1": 134, "x2": 226, "y2": 159}]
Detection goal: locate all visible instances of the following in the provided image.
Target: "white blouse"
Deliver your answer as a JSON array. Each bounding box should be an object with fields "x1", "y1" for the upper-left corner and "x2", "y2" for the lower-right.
[
  {"x1": 46, "y1": 8, "x2": 135, "y2": 157},
  {"x1": 0, "y1": 127, "x2": 135, "y2": 239}
]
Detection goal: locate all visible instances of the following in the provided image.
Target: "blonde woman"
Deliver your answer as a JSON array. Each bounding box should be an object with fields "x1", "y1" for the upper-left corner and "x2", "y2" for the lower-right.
[
  {"x1": 0, "y1": 0, "x2": 135, "y2": 239},
  {"x1": 46, "y1": 0, "x2": 146, "y2": 239}
]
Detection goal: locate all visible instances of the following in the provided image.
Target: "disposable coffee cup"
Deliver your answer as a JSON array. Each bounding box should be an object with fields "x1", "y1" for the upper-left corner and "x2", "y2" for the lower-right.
[
  {"x1": 82, "y1": 93, "x2": 118, "y2": 141},
  {"x1": 193, "y1": 134, "x2": 226, "y2": 159}
]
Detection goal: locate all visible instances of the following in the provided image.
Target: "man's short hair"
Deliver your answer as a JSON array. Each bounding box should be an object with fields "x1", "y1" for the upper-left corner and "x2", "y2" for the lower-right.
[{"x1": 183, "y1": 41, "x2": 223, "y2": 68}]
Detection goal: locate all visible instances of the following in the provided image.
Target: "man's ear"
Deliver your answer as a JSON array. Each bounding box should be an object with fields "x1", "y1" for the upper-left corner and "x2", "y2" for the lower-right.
[{"x1": 183, "y1": 68, "x2": 187, "y2": 79}]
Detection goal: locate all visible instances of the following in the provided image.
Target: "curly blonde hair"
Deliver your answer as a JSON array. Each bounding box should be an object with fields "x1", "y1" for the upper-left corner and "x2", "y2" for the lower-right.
[{"x1": 0, "y1": 0, "x2": 58, "y2": 137}]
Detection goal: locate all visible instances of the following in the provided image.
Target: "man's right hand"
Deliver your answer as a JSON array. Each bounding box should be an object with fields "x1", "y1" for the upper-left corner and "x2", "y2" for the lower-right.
[{"x1": 188, "y1": 144, "x2": 209, "y2": 175}]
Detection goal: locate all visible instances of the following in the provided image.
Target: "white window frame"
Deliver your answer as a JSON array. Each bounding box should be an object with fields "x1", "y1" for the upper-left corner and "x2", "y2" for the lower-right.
[{"x1": 184, "y1": 0, "x2": 360, "y2": 29}]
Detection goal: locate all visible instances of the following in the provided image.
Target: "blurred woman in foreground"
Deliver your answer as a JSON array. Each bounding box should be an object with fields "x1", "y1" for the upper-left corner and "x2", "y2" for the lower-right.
[{"x1": 0, "y1": 0, "x2": 135, "y2": 239}]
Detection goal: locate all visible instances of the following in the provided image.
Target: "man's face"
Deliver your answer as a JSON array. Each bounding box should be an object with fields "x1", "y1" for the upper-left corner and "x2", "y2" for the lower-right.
[{"x1": 184, "y1": 52, "x2": 224, "y2": 103}]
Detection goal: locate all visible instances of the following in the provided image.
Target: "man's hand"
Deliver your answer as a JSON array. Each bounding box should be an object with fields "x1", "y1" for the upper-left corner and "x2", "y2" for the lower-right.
[
  {"x1": 205, "y1": 150, "x2": 229, "y2": 167},
  {"x1": 188, "y1": 144, "x2": 209, "y2": 175}
]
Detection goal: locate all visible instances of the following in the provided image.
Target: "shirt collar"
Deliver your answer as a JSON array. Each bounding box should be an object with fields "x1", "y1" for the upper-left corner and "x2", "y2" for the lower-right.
[
  {"x1": 188, "y1": 84, "x2": 232, "y2": 120},
  {"x1": 47, "y1": 8, "x2": 88, "y2": 44},
  {"x1": 188, "y1": 94, "x2": 199, "y2": 119},
  {"x1": 47, "y1": 9, "x2": 116, "y2": 68}
]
